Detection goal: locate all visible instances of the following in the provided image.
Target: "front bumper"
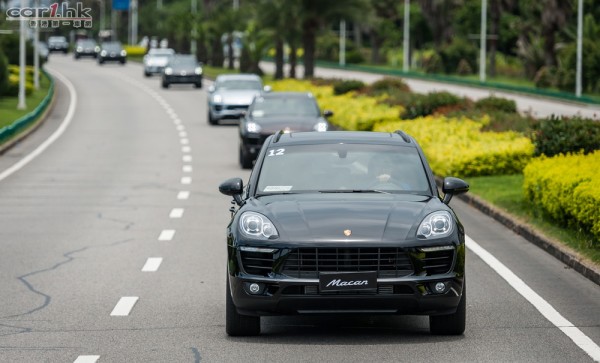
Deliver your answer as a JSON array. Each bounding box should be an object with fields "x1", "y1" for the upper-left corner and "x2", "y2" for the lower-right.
[
  {"x1": 228, "y1": 243, "x2": 465, "y2": 317},
  {"x1": 163, "y1": 75, "x2": 202, "y2": 84},
  {"x1": 209, "y1": 103, "x2": 249, "y2": 121},
  {"x1": 99, "y1": 55, "x2": 126, "y2": 62},
  {"x1": 240, "y1": 133, "x2": 269, "y2": 158},
  {"x1": 144, "y1": 65, "x2": 165, "y2": 74}
]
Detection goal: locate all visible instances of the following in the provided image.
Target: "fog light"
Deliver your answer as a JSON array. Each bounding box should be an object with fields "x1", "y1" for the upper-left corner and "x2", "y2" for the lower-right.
[
  {"x1": 248, "y1": 283, "x2": 260, "y2": 294},
  {"x1": 434, "y1": 282, "x2": 446, "y2": 293}
]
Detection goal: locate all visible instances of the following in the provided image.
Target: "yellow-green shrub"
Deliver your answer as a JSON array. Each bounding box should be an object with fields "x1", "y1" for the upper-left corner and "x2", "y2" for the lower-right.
[
  {"x1": 268, "y1": 79, "x2": 403, "y2": 131},
  {"x1": 523, "y1": 151, "x2": 600, "y2": 242},
  {"x1": 374, "y1": 116, "x2": 534, "y2": 177},
  {"x1": 123, "y1": 45, "x2": 147, "y2": 57}
]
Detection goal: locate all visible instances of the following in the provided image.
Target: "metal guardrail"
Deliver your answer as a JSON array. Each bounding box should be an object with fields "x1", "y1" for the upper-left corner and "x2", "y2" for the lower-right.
[{"x1": 0, "y1": 69, "x2": 55, "y2": 146}]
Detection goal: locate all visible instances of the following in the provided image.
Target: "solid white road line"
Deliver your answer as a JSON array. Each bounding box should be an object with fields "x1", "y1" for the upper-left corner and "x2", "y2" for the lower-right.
[
  {"x1": 466, "y1": 236, "x2": 600, "y2": 362},
  {"x1": 110, "y1": 297, "x2": 139, "y2": 316},
  {"x1": 141, "y1": 257, "x2": 163, "y2": 272},
  {"x1": 183, "y1": 155, "x2": 192, "y2": 162},
  {"x1": 181, "y1": 177, "x2": 192, "y2": 185},
  {"x1": 169, "y1": 208, "x2": 184, "y2": 218},
  {"x1": 183, "y1": 165, "x2": 193, "y2": 172},
  {"x1": 0, "y1": 69, "x2": 76, "y2": 182},
  {"x1": 73, "y1": 355, "x2": 100, "y2": 363},
  {"x1": 177, "y1": 191, "x2": 190, "y2": 200},
  {"x1": 158, "y1": 229, "x2": 175, "y2": 241}
]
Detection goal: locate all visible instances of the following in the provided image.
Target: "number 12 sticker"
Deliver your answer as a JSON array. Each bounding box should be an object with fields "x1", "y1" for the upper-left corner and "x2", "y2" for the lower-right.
[{"x1": 268, "y1": 148, "x2": 285, "y2": 156}]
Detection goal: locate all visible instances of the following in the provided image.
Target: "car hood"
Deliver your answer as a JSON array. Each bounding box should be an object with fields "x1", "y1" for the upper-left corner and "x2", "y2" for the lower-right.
[
  {"x1": 243, "y1": 194, "x2": 437, "y2": 244},
  {"x1": 252, "y1": 116, "x2": 324, "y2": 134},
  {"x1": 215, "y1": 90, "x2": 260, "y2": 105}
]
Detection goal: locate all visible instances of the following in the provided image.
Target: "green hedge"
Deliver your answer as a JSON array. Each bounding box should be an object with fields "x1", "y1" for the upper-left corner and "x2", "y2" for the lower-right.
[{"x1": 523, "y1": 151, "x2": 600, "y2": 244}]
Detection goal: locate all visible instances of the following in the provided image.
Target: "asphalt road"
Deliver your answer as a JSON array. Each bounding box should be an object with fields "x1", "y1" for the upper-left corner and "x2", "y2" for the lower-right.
[{"x1": 0, "y1": 54, "x2": 598, "y2": 362}]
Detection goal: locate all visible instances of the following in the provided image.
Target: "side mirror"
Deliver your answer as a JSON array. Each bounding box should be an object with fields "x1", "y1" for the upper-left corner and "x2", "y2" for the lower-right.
[
  {"x1": 263, "y1": 85, "x2": 272, "y2": 92},
  {"x1": 323, "y1": 110, "x2": 334, "y2": 118},
  {"x1": 442, "y1": 177, "x2": 469, "y2": 204},
  {"x1": 208, "y1": 85, "x2": 215, "y2": 93},
  {"x1": 219, "y1": 177, "x2": 244, "y2": 205}
]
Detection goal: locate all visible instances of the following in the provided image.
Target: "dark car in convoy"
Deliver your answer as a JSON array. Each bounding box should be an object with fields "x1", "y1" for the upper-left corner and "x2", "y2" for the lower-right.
[
  {"x1": 219, "y1": 130, "x2": 469, "y2": 336},
  {"x1": 161, "y1": 54, "x2": 203, "y2": 89},
  {"x1": 47, "y1": 36, "x2": 69, "y2": 53},
  {"x1": 207, "y1": 74, "x2": 267, "y2": 125},
  {"x1": 74, "y1": 39, "x2": 100, "y2": 59},
  {"x1": 238, "y1": 92, "x2": 332, "y2": 168},
  {"x1": 143, "y1": 47, "x2": 175, "y2": 76},
  {"x1": 97, "y1": 42, "x2": 126, "y2": 65}
]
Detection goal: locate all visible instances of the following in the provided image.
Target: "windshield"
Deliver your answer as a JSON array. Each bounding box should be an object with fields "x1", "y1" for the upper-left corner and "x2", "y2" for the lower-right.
[
  {"x1": 256, "y1": 143, "x2": 432, "y2": 195},
  {"x1": 250, "y1": 96, "x2": 319, "y2": 118},
  {"x1": 48, "y1": 36, "x2": 66, "y2": 44},
  {"x1": 77, "y1": 40, "x2": 96, "y2": 47},
  {"x1": 216, "y1": 79, "x2": 262, "y2": 91},
  {"x1": 149, "y1": 49, "x2": 174, "y2": 56},
  {"x1": 102, "y1": 42, "x2": 122, "y2": 51},
  {"x1": 169, "y1": 56, "x2": 197, "y2": 67}
]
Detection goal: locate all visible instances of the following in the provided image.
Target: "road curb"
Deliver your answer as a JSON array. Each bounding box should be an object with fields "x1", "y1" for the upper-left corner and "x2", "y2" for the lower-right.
[{"x1": 456, "y1": 191, "x2": 600, "y2": 286}]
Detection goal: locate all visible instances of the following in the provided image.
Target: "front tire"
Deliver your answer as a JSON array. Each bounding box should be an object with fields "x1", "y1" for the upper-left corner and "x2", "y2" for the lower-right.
[
  {"x1": 162, "y1": 81, "x2": 169, "y2": 89},
  {"x1": 429, "y1": 282, "x2": 466, "y2": 335},
  {"x1": 226, "y1": 274, "x2": 260, "y2": 336},
  {"x1": 208, "y1": 110, "x2": 218, "y2": 125},
  {"x1": 239, "y1": 144, "x2": 253, "y2": 169}
]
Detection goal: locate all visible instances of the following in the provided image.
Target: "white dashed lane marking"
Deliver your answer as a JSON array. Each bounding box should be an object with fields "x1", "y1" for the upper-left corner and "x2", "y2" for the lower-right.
[
  {"x1": 183, "y1": 155, "x2": 192, "y2": 162},
  {"x1": 110, "y1": 297, "x2": 139, "y2": 316},
  {"x1": 177, "y1": 191, "x2": 190, "y2": 200},
  {"x1": 181, "y1": 177, "x2": 192, "y2": 185},
  {"x1": 183, "y1": 165, "x2": 192, "y2": 172},
  {"x1": 182, "y1": 146, "x2": 191, "y2": 153},
  {"x1": 158, "y1": 229, "x2": 175, "y2": 241},
  {"x1": 169, "y1": 208, "x2": 184, "y2": 218},
  {"x1": 73, "y1": 355, "x2": 99, "y2": 363},
  {"x1": 142, "y1": 258, "x2": 163, "y2": 272}
]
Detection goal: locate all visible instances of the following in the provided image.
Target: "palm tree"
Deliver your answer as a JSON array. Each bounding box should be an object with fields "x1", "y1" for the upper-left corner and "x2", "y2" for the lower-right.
[{"x1": 299, "y1": 0, "x2": 368, "y2": 78}]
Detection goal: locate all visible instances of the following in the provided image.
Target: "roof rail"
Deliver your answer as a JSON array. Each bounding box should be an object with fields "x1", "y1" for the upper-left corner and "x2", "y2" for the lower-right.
[
  {"x1": 394, "y1": 130, "x2": 411, "y2": 143},
  {"x1": 273, "y1": 130, "x2": 285, "y2": 143}
]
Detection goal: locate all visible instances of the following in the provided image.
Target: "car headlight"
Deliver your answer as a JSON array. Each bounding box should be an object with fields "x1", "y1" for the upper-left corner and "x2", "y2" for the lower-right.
[
  {"x1": 314, "y1": 121, "x2": 328, "y2": 132},
  {"x1": 164, "y1": 67, "x2": 173, "y2": 75},
  {"x1": 239, "y1": 212, "x2": 279, "y2": 239},
  {"x1": 246, "y1": 121, "x2": 261, "y2": 133},
  {"x1": 100, "y1": 50, "x2": 107, "y2": 56},
  {"x1": 76, "y1": 46, "x2": 82, "y2": 52},
  {"x1": 213, "y1": 94, "x2": 222, "y2": 103},
  {"x1": 120, "y1": 50, "x2": 127, "y2": 56},
  {"x1": 194, "y1": 67, "x2": 203, "y2": 75},
  {"x1": 417, "y1": 211, "x2": 453, "y2": 239},
  {"x1": 95, "y1": 46, "x2": 100, "y2": 52}
]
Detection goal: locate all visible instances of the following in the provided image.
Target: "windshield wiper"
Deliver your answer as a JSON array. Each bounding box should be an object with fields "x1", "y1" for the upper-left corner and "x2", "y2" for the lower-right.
[{"x1": 318, "y1": 189, "x2": 390, "y2": 194}]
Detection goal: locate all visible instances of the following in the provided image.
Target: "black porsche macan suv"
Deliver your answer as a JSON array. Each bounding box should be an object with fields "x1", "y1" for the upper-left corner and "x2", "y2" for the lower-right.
[{"x1": 219, "y1": 131, "x2": 469, "y2": 336}]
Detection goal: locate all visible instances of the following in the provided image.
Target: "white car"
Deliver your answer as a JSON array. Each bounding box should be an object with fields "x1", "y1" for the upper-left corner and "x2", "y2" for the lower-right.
[
  {"x1": 207, "y1": 74, "x2": 270, "y2": 125},
  {"x1": 143, "y1": 48, "x2": 175, "y2": 77}
]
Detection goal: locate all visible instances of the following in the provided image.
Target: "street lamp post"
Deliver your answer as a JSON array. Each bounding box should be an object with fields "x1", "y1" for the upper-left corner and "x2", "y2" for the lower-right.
[
  {"x1": 34, "y1": 0, "x2": 40, "y2": 90},
  {"x1": 191, "y1": 0, "x2": 197, "y2": 55},
  {"x1": 17, "y1": 0, "x2": 26, "y2": 110},
  {"x1": 339, "y1": 19, "x2": 346, "y2": 66},
  {"x1": 479, "y1": 0, "x2": 487, "y2": 82},
  {"x1": 575, "y1": 0, "x2": 583, "y2": 98},
  {"x1": 402, "y1": 0, "x2": 410, "y2": 72}
]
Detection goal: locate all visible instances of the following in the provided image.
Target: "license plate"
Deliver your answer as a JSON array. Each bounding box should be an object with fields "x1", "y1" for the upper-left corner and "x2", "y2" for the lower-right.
[{"x1": 319, "y1": 271, "x2": 377, "y2": 292}]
